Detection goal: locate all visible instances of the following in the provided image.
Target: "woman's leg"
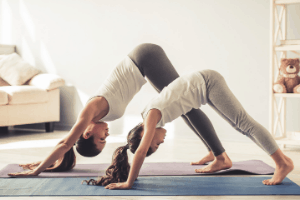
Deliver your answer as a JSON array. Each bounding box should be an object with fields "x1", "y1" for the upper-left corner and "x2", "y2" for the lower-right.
[
  {"x1": 128, "y1": 43, "x2": 225, "y2": 158},
  {"x1": 199, "y1": 69, "x2": 294, "y2": 185}
]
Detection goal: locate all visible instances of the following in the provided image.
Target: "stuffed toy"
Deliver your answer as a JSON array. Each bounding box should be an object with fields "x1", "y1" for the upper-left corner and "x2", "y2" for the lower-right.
[{"x1": 273, "y1": 58, "x2": 300, "y2": 93}]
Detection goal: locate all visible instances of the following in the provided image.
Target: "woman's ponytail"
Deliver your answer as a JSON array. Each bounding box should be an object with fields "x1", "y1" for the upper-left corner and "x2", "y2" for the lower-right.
[
  {"x1": 20, "y1": 147, "x2": 76, "y2": 172},
  {"x1": 82, "y1": 144, "x2": 130, "y2": 186}
]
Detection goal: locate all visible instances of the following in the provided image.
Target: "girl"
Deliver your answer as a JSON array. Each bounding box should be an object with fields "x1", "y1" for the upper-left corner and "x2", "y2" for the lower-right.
[
  {"x1": 84, "y1": 70, "x2": 293, "y2": 188},
  {"x1": 8, "y1": 44, "x2": 225, "y2": 176}
]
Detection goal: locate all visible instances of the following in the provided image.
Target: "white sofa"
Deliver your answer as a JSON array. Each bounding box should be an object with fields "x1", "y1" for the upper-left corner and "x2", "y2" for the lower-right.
[{"x1": 0, "y1": 44, "x2": 65, "y2": 132}]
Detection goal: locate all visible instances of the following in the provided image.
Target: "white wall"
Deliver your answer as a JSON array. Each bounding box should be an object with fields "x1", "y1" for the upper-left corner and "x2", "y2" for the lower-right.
[{"x1": 0, "y1": 0, "x2": 299, "y2": 139}]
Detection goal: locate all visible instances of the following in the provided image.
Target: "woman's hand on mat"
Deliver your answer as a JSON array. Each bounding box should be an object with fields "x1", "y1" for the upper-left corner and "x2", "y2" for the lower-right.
[
  {"x1": 8, "y1": 169, "x2": 40, "y2": 177},
  {"x1": 19, "y1": 162, "x2": 40, "y2": 170},
  {"x1": 105, "y1": 182, "x2": 132, "y2": 190}
]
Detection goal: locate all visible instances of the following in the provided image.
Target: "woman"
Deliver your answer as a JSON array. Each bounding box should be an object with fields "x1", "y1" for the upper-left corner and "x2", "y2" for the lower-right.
[
  {"x1": 83, "y1": 70, "x2": 294, "y2": 188},
  {"x1": 8, "y1": 44, "x2": 224, "y2": 176}
]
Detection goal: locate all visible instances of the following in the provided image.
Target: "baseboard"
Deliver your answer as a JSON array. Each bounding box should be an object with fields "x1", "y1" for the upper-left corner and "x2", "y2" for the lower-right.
[
  {"x1": 14, "y1": 122, "x2": 73, "y2": 131},
  {"x1": 287, "y1": 132, "x2": 300, "y2": 140},
  {"x1": 54, "y1": 123, "x2": 73, "y2": 131}
]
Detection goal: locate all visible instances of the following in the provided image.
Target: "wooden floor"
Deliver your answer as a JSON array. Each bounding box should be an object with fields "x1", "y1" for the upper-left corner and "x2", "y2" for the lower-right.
[{"x1": 0, "y1": 127, "x2": 300, "y2": 200}]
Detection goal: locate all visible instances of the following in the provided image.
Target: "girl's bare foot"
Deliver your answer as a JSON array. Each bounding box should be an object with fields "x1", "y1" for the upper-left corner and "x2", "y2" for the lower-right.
[
  {"x1": 195, "y1": 152, "x2": 232, "y2": 173},
  {"x1": 190, "y1": 151, "x2": 214, "y2": 165},
  {"x1": 263, "y1": 153, "x2": 294, "y2": 185}
]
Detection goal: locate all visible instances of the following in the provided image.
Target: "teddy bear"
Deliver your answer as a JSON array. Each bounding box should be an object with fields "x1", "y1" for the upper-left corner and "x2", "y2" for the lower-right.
[{"x1": 273, "y1": 58, "x2": 300, "y2": 93}]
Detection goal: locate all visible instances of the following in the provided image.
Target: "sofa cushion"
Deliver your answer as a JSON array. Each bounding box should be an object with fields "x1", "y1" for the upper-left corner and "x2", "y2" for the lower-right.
[
  {"x1": 0, "y1": 44, "x2": 15, "y2": 55},
  {"x1": 28, "y1": 73, "x2": 65, "y2": 90},
  {"x1": 0, "y1": 86, "x2": 48, "y2": 105},
  {"x1": 0, "y1": 90, "x2": 8, "y2": 105},
  {"x1": 0, "y1": 53, "x2": 41, "y2": 86}
]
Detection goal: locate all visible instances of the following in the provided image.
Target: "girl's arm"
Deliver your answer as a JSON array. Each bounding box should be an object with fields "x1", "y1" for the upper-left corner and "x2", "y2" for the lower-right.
[
  {"x1": 105, "y1": 109, "x2": 161, "y2": 189},
  {"x1": 8, "y1": 97, "x2": 108, "y2": 176}
]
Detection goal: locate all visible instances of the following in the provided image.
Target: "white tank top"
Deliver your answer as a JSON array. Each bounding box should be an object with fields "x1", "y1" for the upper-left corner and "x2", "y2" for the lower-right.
[
  {"x1": 141, "y1": 71, "x2": 207, "y2": 127},
  {"x1": 91, "y1": 56, "x2": 146, "y2": 121}
]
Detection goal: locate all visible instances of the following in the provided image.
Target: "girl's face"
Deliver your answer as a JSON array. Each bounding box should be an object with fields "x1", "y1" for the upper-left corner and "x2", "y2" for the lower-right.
[{"x1": 150, "y1": 128, "x2": 167, "y2": 153}]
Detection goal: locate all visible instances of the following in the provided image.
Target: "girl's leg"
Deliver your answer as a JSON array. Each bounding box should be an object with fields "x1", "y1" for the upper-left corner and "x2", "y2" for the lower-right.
[
  {"x1": 128, "y1": 43, "x2": 225, "y2": 158},
  {"x1": 200, "y1": 69, "x2": 294, "y2": 185}
]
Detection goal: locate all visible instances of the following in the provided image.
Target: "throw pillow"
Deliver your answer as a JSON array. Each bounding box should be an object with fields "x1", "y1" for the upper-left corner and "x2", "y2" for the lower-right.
[{"x1": 0, "y1": 53, "x2": 41, "y2": 85}]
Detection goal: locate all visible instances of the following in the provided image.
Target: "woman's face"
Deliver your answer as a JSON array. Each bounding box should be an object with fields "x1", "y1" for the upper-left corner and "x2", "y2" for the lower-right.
[
  {"x1": 149, "y1": 128, "x2": 167, "y2": 153},
  {"x1": 83, "y1": 122, "x2": 109, "y2": 151}
]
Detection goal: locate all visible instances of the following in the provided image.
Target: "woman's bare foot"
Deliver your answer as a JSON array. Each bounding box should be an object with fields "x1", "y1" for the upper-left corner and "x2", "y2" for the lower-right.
[
  {"x1": 190, "y1": 151, "x2": 214, "y2": 165},
  {"x1": 263, "y1": 152, "x2": 294, "y2": 185},
  {"x1": 195, "y1": 152, "x2": 232, "y2": 173}
]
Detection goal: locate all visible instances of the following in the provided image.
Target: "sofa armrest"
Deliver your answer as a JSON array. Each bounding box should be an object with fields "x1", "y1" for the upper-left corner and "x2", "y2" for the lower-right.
[
  {"x1": 28, "y1": 73, "x2": 65, "y2": 90},
  {"x1": 0, "y1": 90, "x2": 8, "y2": 105}
]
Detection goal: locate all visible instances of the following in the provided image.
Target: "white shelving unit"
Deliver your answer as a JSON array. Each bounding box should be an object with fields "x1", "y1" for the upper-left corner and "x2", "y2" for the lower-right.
[{"x1": 270, "y1": 0, "x2": 300, "y2": 148}]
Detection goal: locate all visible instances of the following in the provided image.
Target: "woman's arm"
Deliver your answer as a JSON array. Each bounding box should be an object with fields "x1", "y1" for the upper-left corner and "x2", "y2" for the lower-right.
[
  {"x1": 8, "y1": 97, "x2": 108, "y2": 176},
  {"x1": 105, "y1": 109, "x2": 161, "y2": 189}
]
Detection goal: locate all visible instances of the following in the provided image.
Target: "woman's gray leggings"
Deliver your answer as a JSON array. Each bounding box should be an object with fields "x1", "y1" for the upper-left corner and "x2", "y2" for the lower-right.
[
  {"x1": 200, "y1": 69, "x2": 279, "y2": 155},
  {"x1": 128, "y1": 43, "x2": 225, "y2": 156}
]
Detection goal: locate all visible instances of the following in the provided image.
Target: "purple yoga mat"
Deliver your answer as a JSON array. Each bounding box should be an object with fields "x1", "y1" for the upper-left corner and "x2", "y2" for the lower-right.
[{"x1": 0, "y1": 160, "x2": 274, "y2": 178}]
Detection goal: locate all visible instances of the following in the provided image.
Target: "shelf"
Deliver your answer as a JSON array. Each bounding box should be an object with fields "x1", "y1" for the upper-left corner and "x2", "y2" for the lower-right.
[
  {"x1": 270, "y1": 0, "x2": 300, "y2": 147},
  {"x1": 280, "y1": 40, "x2": 300, "y2": 45},
  {"x1": 275, "y1": 0, "x2": 300, "y2": 4},
  {"x1": 275, "y1": 44, "x2": 300, "y2": 51},
  {"x1": 274, "y1": 93, "x2": 300, "y2": 98}
]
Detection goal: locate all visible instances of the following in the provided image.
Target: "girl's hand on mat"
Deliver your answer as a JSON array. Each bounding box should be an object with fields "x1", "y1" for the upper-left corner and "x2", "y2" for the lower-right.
[
  {"x1": 105, "y1": 182, "x2": 132, "y2": 190},
  {"x1": 8, "y1": 169, "x2": 40, "y2": 177}
]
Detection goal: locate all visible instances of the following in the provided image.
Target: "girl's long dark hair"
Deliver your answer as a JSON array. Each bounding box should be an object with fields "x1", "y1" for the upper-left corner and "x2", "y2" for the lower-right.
[
  {"x1": 82, "y1": 123, "x2": 153, "y2": 186},
  {"x1": 20, "y1": 147, "x2": 76, "y2": 172}
]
